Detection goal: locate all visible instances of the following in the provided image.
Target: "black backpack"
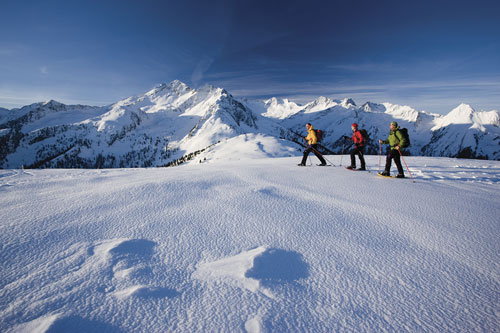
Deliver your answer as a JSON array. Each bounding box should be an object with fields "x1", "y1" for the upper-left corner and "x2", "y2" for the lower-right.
[
  {"x1": 359, "y1": 129, "x2": 369, "y2": 144},
  {"x1": 398, "y1": 128, "x2": 410, "y2": 148}
]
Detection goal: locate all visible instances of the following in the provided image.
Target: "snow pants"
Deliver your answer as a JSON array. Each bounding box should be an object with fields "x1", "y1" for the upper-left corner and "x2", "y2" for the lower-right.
[
  {"x1": 301, "y1": 144, "x2": 326, "y2": 165},
  {"x1": 385, "y1": 149, "x2": 404, "y2": 175},
  {"x1": 350, "y1": 146, "x2": 366, "y2": 168}
]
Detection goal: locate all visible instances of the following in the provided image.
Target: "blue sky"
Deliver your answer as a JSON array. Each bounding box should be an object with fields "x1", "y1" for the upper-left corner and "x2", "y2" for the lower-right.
[{"x1": 1, "y1": 0, "x2": 499, "y2": 114}]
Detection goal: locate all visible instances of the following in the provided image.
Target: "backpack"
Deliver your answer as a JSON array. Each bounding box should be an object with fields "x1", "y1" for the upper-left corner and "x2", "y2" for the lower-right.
[
  {"x1": 398, "y1": 128, "x2": 410, "y2": 148},
  {"x1": 315, "y1": 129, "x2": 323, "y2": 142},
  {"x1": 358, "y1": 129, "x2": 369, "y2": 144}
]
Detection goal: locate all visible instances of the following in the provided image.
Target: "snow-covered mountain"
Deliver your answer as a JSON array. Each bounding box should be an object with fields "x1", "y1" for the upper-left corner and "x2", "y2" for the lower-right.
[{"x1": 1, "y1": 80, "x2": 499, "y2": 168}]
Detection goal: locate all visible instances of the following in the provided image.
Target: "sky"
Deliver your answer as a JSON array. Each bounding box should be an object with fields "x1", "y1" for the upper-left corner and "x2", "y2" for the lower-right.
[{"x1": 1, "y1": 0, "x2": 499, "y2": 114}]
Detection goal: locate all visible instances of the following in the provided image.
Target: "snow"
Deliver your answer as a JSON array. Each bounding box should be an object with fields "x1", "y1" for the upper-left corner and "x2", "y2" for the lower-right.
[
  {"x1": 199, "y1": 134, "x2": 298, "y2": 162},
  {"x1": 1, "y1": 155, "x2": 499, "y2": 332},
  {"x1": 260, "y1": 98, "x2": 303, "y2": 119},
  {"x1": 303, "y1": 97, "x2": 340, "y2": 113}
]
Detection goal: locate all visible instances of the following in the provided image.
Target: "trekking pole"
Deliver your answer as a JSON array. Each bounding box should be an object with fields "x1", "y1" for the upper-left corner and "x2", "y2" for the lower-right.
[
  {"x1": 311, "y1": 146, "x2": 336, "y2": 166},
  {"x1": 398, "y1": 149, "x2": 415, "y2": 183},
  {"x1": 340, "y1": 141, "x2": 345, "y2": 166},
  {"x1": 378, "y1": 142, "x2": 382, "y2": 173}
]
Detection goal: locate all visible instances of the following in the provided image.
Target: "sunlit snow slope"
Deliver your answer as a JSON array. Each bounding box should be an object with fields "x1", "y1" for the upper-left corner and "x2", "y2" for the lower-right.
[{"x1": 1, "y1": 156, "x2": 499, "y2": 332}]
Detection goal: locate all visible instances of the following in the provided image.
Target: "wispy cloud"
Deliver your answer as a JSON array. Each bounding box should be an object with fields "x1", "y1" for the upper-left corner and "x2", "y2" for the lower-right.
[
  {"x1": 40, "y1": 66, "x2": 49, "y2": 75},
  {"x1": 191, "y1": 55, "x2": 215, "y2": 87}
]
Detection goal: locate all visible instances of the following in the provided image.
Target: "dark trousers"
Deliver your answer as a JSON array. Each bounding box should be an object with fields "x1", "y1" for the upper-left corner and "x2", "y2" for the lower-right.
[
  {"x1": 385, "y1": 149, "x2": 404, "y2": 175},
  {"x1": 350, "y1": 146, "x2": 365, "y2": 168},
  {"x1": 301, "y1": 144, "x2": 326, "y2": 165}
]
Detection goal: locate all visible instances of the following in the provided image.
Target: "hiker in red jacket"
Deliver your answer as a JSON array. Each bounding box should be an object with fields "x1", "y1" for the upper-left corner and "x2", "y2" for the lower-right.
[{"x1": 345, "y1": 123, "x2": 366, "y2": 170}]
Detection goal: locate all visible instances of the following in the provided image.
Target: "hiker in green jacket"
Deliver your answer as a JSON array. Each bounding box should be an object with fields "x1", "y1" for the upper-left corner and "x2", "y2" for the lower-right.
[{"x1": 378, "y1": 121, "x2": 406, "y2": 178}]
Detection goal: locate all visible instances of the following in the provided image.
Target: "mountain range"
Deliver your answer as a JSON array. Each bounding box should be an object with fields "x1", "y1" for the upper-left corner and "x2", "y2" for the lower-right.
[{"x1": 1, "y1": 80, "x2": 499, "y2": 168}]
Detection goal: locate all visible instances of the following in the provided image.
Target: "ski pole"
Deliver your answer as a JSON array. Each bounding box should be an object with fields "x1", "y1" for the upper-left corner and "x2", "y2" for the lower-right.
[
  {"x1": 398, "y1": 149, "x2": 415, "y2": 183},
  {"x1": 378, "y1": 142, "x2": 382, "y2": 173},
  {"x1": 311, "y1": 146, "x2": 336, "y2": 166},
  {"x1": 340, "y1": 141, "x2": 345, "y2": 166}
]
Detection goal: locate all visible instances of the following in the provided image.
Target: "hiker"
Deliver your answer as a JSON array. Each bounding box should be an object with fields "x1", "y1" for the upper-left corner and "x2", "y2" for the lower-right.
[
  {"x1": 345, "y1": 123, "x2": 366, "y2": 170},
  {"x1": 298, "y1": 123, "x2": 327, "y2": 166},
  {"x1": 378, "y1": 121, "x2": 406, "y2": 178}
]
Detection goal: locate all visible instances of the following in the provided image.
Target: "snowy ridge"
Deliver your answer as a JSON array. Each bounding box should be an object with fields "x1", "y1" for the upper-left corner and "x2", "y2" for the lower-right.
[
  {"x1": 1, "y1": 80, "x2": 499, "y2": 169},
  {"x1": 433, "y1": 103, "x2": 500, "y2": 130},
  {"x1": 261, "y1": 97, "x2": 302, "y2": 119}
]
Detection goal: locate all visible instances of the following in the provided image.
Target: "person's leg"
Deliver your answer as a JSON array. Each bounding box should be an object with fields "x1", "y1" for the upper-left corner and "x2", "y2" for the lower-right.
[
  {"x1": 300, "y1": 146, "x2": 312, "y2": 165},
  {"x1": 382, "y1": 150, "x2": 393, "y2": 175},
  {"x1": 349, "y1": 148, "x2": 357, "y2": 168},
  {"x1": 312, "y1": 144, "x2": 326, "y2": 165},
  {"x1": 394, "y1": 151, "x2": 404, "y2": 175},
  {"x1": 358, "y1": 147, "x2": 366, "y2": 169}
]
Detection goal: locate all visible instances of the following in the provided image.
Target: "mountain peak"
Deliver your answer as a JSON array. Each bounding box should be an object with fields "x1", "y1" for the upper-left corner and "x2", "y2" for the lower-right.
[
  {"x1": 146, "y1": 80, "x2": 191, "y2": 97},
  {"x1": 40, "y1": 100, "x2": 66, "y2": 111},
  {"x1": 42, "y1": 99, "x2": 64, "y2": 107},
  {"x1": 361, "y1": 102, "x2": 386, "y2": 113},
  {"x1": 168, "y1": 80, "x2": 190, "y2": 91},
  {"x1": 444, "y1": 103, "x2": 475, "y2": 124},
  {"x1": 341, "y1": 98, "x2": 356, "y2": 108}
]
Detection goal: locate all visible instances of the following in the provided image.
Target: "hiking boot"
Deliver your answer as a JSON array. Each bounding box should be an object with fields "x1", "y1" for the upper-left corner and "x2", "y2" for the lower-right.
[
  {"x1": 318, "y1": 163, "x2": 327, "y2": 166},
  {"x1": 380, "y1": 171, "x2": 390, "y2": 176},
  {"x1": 396, "y1": 174, "x2": 405, "y2": 178},
  {"x1": 357, "y1": 167, "x2": 366, "y2": 171},
  {"x1": 346, "y1": 165, "x2": 355, "y2": 170},
  {"x1": 297, "y1": 163, "x2": 306, "y2": 166}
]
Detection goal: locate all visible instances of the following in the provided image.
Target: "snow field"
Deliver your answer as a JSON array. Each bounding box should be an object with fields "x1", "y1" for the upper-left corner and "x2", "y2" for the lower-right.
[{"x1": 1, "y1": 156, "x2": 499, "y2": 332}]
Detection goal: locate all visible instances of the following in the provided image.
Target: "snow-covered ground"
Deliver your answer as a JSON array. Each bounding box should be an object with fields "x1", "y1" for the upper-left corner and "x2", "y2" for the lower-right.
[{"x1": 1, "y1": 156, "x2": 499, "y2": 332}]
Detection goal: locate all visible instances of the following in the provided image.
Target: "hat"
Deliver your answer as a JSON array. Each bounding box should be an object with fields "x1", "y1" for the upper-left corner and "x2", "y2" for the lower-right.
[
  {"x1": 351, "y1": 123, "x2": 358, "y2": 128},
  {"x1": 390, "y1": 121, "x2": 398, "y2": 127}
]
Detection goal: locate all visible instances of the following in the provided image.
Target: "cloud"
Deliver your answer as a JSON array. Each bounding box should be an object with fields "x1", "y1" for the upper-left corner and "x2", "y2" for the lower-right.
[
  {"x1": 191, "y1": 55, "x2": 215, "y2": 87},
  {"x1": 40, "y1": 66, "x2": 49, "y2": 75}
]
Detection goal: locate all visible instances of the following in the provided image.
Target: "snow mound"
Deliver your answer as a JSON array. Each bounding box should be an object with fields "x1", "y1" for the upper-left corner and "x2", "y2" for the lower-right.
[
  {"x1": 194, "y1": 246, "x2": 310, "y2": 299},
  {"x1": 196, "y1": 133, "x2": 298, "y2": 163},
  {"x1": 193, "y1": 246, "x2": 271, "y2": 296}
]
